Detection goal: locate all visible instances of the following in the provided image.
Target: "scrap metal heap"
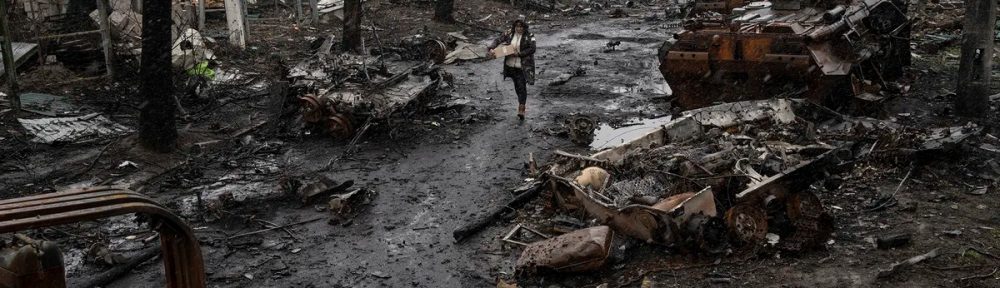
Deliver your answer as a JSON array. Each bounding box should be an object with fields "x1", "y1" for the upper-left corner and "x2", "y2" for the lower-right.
[
  {"x1": 509, "y1": 99, "x2": 981, "y2": 278},
  {"x1": 287, "y1": 40, "x2": 446, "y2": 140},
  {"x1": 659, "y1": 0, "x2": 912, "y2": 109},
  {"x1": 541, "y1": 100, "x2": 843, "y2": 256}
]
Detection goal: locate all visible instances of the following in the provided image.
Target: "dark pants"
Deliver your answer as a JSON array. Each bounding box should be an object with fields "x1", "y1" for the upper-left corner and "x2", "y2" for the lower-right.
[{"x1": 509, "y1": 67, "x2": 527, "y2": 105}]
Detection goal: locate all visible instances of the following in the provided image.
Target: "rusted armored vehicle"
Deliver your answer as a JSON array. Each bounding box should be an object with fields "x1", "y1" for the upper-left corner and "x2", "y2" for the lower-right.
[{"x1": 659, "y1": 0, "x2": 911, "y2": 109}]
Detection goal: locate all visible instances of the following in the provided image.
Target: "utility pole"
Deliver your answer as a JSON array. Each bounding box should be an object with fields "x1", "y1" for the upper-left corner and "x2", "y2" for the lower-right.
[
  {"x1": 342, "y1": 0, "x2": 361, "y2": 52},
  {"x1": 955, "y1": 0, "x2": 997, "y2": 118},
  {"x1": 139, "y1": 0, "x2": 177, "y2": 152},
  {"x1": 0, "y1": 0, "x2": 20, "y2": 113}
]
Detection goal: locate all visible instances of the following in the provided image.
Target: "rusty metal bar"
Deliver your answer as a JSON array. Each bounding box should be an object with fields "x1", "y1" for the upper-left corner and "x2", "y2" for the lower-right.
[
  {"x1": 0, "y1": 187, "x2": 205, "y2": 288},
  {"x1": 29, "y1": 30, "x2": 102, "y2": 41}
]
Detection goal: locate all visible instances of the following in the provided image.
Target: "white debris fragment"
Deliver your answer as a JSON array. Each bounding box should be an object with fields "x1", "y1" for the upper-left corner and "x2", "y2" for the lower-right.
[{"x1": 18, "y1": 113, "x2": 132, "y2": 144}]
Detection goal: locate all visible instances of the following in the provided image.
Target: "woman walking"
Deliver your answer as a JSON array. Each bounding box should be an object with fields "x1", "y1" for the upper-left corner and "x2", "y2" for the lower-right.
[{"x1": 488, "y1": 20, "x2": 536, "y2": 120}]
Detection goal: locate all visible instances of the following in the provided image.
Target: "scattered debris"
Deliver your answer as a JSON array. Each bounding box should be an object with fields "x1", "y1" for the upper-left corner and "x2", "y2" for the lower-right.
[
  {"x1": 327, "y1": 188, "x2": 376, "y2": 224},
  {"x1": 444, "y1": 41, "x2": 488, "y2": 64},
  {"x1": 17, "y1": 113, "x2": 132, "y2": 144},
  {"x1": 292, "y1": 61, "x2": 444, "y2": 139},
  {"x1": 878, "y1": 248, "x2": 942, "y2": 279},
  {"x1": 876, "y1": 232, "x2": 913, "y2": 250},
  {"x1": 564, "y1": 115, "x2": 597, "y2": 146},
  {"x1": 516, "y1": 226, "x2": 613, "y2": 274},
  {"x1": 297, "y1": 176, "x2": 355, "y2": 204},
  {"x1": 968, "y1": 186, "x2": 989, "y2": 196},
  {"x1": 453, "y1": 180, "x2": 545, "y2": 241},
  {"x1": 549, "y1": 66, "x2": 586, "y2": 86}
]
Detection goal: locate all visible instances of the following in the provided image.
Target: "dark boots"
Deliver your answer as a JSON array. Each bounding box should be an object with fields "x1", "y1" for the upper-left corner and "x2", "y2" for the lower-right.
[{"x1": 517, "y1": 104, "x2": 526, "y2": 120}]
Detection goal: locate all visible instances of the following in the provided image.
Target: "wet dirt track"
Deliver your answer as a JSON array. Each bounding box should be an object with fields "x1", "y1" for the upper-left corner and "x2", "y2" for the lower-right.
[{"x1": 108, "y1": 11, "x2": 677, "y2": 288}]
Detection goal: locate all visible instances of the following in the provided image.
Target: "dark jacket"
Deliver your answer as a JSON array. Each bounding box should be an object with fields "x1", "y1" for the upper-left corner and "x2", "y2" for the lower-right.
[{"x1": 489, "y1": 29, "x2": 536, "y2": 85}]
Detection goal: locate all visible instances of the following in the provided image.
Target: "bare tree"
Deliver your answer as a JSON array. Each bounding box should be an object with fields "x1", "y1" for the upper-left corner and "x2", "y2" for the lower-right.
[
  {"x1": 343, "y1": 0, "x2": 362, "y2": 52},
  {"x1": 139, "y1": 0, "x2": 177, "y2": 151},
  {"x1": 955, "y1": 0, "x2": 997, "y2": 117},
  {"x1": 433, "y1": 0, "x2": 456, "y2": 23}
]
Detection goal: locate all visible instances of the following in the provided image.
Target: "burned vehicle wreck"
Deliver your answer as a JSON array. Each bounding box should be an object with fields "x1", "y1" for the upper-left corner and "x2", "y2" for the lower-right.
[
  {"x1": 540, "y1": 100, "x2": 844, "y2": 256},
  {"x1": 659, "y1": 0, "x2": 912, "y2": 109}
]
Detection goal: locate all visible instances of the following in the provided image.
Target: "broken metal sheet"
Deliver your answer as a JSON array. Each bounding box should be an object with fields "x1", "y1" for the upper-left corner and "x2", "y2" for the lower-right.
[
  {"x1": 0, "y1": 43, "x2": 39, "y2": 79},
  {"x1": 590, "y1": 115, "x2": 701, "y2": 164},
  {"x1": 317, "y1": 0, "x2": 369, "y2": 19},
  {"x1": 919, "y1": 126, "x2": 982, "y2": 151},
  {"x1": 589, "y1": 116, "x2": 673, "y2": 150},
  {"x1": 502, "y1": 224, "x2": 551, "y2": 246},
  {"x1": 19, "y1": 92, "x2": 80, "y2": 117},
  {"x1": 734, "y1": 145, "x2": 852, "y2": 200},
  {"x1": 17, "y1": 113, "x2": 132, "y2": 144},
  {"x1": 560, "y1": 180, "x2": 716, "y2": 244},
  {"x1": 684, "y1": 99, "x2": 797, "y2": 128},
  {"x1": 443, "y1": 42, "x2": 488, "y2": 64},
  {"x1": 516, "y1": 226, "x2": 613, "y2": 274}
]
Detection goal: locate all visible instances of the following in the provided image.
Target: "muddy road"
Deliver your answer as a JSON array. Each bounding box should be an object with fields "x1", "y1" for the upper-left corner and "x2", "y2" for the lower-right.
[{"x1": 109, "y1": 10, "x2": 678, "y2": 288}]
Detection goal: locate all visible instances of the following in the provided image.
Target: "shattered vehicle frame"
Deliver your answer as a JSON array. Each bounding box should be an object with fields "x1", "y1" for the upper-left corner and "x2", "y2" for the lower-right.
[
  {"x1": 659, "y1": 0, "x2": 911, "y2": 109},
  {"x1": 287, "y1": 32, "x2": 449, "y2": 141},
  {"x1": 544, "y1": 100, "x2": 848, "y2": 251}
]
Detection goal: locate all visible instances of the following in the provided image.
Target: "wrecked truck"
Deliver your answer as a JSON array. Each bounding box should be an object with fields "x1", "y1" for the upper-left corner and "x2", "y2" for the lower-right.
[
  {"x1": 659, "y1": 0, "x2": 911, "y2": 109},
  {"x1": 543, "y1": 100, "x2": 849, "y2": 253}
]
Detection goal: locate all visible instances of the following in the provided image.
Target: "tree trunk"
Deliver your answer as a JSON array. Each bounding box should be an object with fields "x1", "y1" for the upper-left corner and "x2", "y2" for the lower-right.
[
  {"x1": 139, "y1": 0, "x2": 177, "y2": 152},
  {"x1": 0, "y1": 0, "x2": 19, "y2": 113},
  {"x1": 433, "y1": 0, "x2": 455, "y2": 23},
  {"x1": 342, "y1": 0, "x2": 362, "y2": 53},
  {"x1": 955, "y1": 0, "x2": 996, "y2": 118}
]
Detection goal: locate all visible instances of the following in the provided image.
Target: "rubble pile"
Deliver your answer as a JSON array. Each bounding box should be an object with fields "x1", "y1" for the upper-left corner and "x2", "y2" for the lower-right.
[
  {"x1": 496, "y1": 99, "x2": 987, "y2": 283},
  {"x1": 287, "y1": 38, "x2": 448, "y2": 139}
]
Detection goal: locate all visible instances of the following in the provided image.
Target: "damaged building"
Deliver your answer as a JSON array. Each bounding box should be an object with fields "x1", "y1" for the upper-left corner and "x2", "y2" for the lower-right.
[{"x1": 0, "y1": 0, "x2": 998, "y2": 287}]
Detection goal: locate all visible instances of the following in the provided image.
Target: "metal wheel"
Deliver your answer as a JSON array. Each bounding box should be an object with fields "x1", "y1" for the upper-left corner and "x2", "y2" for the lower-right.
[
  {"x1": 786, "y1": 191, "x2": 823, "y2": 221},
  {"x1": 782, "y1": 191, "x2": 835, "y2": 251},
  {"x1": 724, "y1": 203, "x2": 768, "y2": 246},
  {"x1": 326, "y1": 113, "x2": 354, "y2": 139},
  {"x1": 425, "y1": 40, "x2": 448, "y2": 64},
  {"x1": 299, "y1": 95, "x2": 325, "y2": 123}
]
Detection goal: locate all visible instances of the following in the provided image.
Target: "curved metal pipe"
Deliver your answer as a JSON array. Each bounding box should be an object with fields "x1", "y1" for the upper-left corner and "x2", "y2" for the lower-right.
[{"x1": 0, "y1": 187, "x2": 205, "y2": 288}]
